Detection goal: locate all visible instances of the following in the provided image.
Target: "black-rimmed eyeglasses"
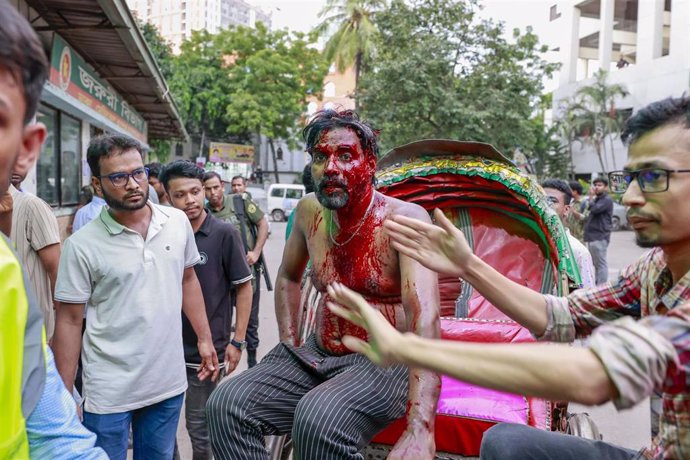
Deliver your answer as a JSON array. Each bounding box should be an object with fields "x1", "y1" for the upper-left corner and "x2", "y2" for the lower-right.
[
  {"x1": 98, "y1": 167, "x2": 150, "y2": 188},
  {"x1": 608, "y1": 168, "x2": 690, "y2": 193}
]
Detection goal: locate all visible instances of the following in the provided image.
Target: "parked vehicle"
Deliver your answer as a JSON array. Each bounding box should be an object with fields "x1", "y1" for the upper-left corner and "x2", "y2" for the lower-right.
[{"x1": 267, "y1": 184, "x2": 306, "y2": 222}]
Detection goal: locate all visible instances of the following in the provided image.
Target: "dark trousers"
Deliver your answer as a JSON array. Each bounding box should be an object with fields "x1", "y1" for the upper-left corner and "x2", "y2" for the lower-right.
[
  {"x1": 246, "y1": 266, "x2": 261, "y2": 351},
  {"x1": 480, "y1": 423, "x2": 639, "y2": 460},
  {"x1": 206, "y1": 335, "x2": 409, "y2": 460},
  {"x1": 185, "y1": 368, "x2": 223, "y2": 460}
]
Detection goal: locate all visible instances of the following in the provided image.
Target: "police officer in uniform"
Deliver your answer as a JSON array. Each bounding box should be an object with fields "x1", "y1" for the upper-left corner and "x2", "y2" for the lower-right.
[{"x1": 203, "y1": 173, "x2": 269, "y2": 367}]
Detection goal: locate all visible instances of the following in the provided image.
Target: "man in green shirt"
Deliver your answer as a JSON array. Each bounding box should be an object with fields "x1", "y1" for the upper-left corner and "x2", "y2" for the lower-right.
[{"x1": 203, "y1": 172, "x2": 269, "y2": 367}]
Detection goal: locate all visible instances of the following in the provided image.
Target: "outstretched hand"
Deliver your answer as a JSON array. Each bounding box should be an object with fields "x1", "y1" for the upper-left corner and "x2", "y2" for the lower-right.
[
  {"x1": 326, "y1": 282, "x2": 404, "y2": 367},
  {"x1": 384, "y1": 208, "x2": 472, "y2": 278}
]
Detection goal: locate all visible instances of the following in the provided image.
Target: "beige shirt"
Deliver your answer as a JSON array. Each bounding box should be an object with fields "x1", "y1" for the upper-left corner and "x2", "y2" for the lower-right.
[
  {"x1": 9, "y1": 186, "x2": 61, "y2": 339},
  {"x1": 55, "y1": 203, "x2": 200, "y2": 414}
]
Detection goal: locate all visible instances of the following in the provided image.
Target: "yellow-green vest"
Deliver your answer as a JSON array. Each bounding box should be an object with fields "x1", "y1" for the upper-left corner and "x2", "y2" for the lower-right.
[{"x1": 0, "y1": 236, "x2": 46, "y2": 459}]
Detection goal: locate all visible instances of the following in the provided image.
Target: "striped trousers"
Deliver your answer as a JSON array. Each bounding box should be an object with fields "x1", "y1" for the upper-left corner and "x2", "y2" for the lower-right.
[{"x1": 206, "y1": 335, "x2": 409, "y2": 460}]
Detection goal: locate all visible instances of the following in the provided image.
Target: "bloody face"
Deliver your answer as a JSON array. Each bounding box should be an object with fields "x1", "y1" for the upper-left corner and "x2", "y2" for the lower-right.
[{"x1": 310, "y1": 127, "x2": 376, "y2": 210}]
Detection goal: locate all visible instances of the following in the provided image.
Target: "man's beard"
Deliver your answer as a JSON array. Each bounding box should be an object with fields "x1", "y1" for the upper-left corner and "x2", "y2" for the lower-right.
[
  {"x1": 103, "y1": 186, "x2": 149, "y2": 211},
  {"x1": 315, "y1": 180, "x2": 349, "y2": 209}
]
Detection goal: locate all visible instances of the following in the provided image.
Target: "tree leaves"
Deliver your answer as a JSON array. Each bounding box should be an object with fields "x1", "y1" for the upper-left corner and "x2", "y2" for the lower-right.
[{"x1": 358, "y1": 0, "x2": 557, "y2": 158}]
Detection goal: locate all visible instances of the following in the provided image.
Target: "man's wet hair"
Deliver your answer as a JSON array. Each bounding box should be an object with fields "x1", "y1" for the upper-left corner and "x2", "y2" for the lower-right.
[
  {"x1": 159, "y1": 160, "x2": 205, "y2": 191},
  {"x1": 568, "y1": 180, "x2": 583, "y2": 196},
  {"x1": 231, "y1": 175, "x2": 247, "y2": 184},
  {"x1": 202, "y1": 171, "x2": 223, "y2": 184},
  {"x1": 87, "y1": 134, "x2": 144, "y2": 177},
  {"x1": 146, "y1": 162, "x2": 163, "y2": 179},
  {"x1": 622, "y1": 96, "x2": 690, "y2": 145},
  {"x1": 303, "y1": 109, "x2": 380, "y2": 158},
  {"x1": 541, "y1": 179, "x2": 573, "y2": 205},
  {"x1": 1, "y1": 2, "x2": 49, "y2": 124},
  {"x1": 303, "y1": 163, "x2": 314, "y2": 194}
]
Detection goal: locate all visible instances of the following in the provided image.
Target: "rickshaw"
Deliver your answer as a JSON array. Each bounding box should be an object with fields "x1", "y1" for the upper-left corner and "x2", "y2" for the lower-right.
[{"x1": 270, "y1": 139, "x2": 598, "y2": 459}]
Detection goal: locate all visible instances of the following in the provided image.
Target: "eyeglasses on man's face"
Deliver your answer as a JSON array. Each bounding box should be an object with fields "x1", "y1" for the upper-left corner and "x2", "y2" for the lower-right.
[
  {"x1": 98, "y1": 167, "x2": 150, "y2": 188},
  {"x1": 608, "y1": 168, "x2": 690, "y2": 194}
]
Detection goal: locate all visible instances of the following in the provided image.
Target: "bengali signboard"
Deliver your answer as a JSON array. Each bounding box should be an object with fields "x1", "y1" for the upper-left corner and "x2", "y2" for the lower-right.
[
  {"x1": 209, "y1": 142, "x2": 255, "y2": 164},
  {"x1": 49, "y1": 35, "x2": 147, "y2": 142}
]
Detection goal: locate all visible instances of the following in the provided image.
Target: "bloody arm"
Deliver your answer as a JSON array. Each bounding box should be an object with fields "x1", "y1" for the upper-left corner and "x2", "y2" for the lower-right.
[{"x1": 391, "y1": 206, "x2": 441, "y2": 458}]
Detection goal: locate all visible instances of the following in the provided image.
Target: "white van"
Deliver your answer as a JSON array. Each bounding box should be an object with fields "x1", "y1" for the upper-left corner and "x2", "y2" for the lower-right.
[{"x1": 267, "y1": 184, "x2": 306, "y2": 221}]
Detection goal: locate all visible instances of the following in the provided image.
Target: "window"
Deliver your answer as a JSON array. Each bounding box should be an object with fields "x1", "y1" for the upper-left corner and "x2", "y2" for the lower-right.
[
  {"x1": 36, "y1": 104, "x2": 81, "y2": 207},
  {"x1": 286, "y1": 188, "x2": 303, "y2": 199},
  {"x1": 270, "y1": 188, "x2": 284, "y2": 198},
  {"x1": 549, "y1": 5, "x2": 561, "y2": 21}
]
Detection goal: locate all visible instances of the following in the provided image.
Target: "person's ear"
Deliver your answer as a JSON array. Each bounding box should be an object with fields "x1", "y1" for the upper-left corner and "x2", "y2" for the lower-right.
[
  {"x1": 91, "y1": 175, "x2": 103, "y2": 197},
  {"x1": 14, "y1": 122, "x2": 47, "y2": 178}
]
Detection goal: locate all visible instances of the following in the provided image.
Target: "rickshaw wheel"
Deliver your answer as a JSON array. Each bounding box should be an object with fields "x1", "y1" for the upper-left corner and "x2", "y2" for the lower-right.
[{"x1": 565, "y1": 412, "x2": 603, "y2": 440}]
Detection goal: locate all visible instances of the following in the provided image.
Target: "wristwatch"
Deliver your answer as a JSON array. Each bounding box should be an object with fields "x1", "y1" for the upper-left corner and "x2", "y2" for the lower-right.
[{"x1": 230, "y1": 339, "x2": 247, "y2": 351}]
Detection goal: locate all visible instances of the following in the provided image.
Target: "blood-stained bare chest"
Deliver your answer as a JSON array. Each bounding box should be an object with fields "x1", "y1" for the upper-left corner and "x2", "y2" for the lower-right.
[{"x1": 306, "y1": 202, "x2": 401, "y2": 299}]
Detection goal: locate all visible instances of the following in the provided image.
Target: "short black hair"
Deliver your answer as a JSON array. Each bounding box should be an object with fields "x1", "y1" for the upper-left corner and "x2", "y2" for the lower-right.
[
  {"x1": 621, "y1": 96, "x2": 690, "y2": 145},
  {"x1": 302, "y1": 163, "x2": 314, "y2": 193},
  {"x1": 303, "y1": 109, "x2": 380, "y2": 158},
  {"x1": 202, "y1": 171, "x2": 223, "y2": 184},
  {"x1": 568, "y1": 180, "x2": 583, "y2": 195},
  {"x1": 231, "y1": 175, "x2": 246, "y2": 184},
  {"x1": 541, "y1": 179, "x2": 573, "y2": 205},
  {"x1": 159, "y1": 160, "x2": 205, "y2": 191},
  {"x1": 87, "y1": 134, "x2": 144, "y2": 177},
  {"x1": 1, "y1": 2, "x2": 49, "y2": 123},
  {"x1": 592, "y1": 177, "x2": 609, "y2": 186},
  {"x1": 146, "y1": 162, "x2": 163, "y2": 179}
]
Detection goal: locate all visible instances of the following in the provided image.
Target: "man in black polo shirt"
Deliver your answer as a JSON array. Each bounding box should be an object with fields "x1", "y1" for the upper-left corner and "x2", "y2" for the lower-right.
[
  {"x1": 160, "y1": 160, "x2": 253, "y2": 460},
  {"x1": 584, "y1": 177, "x2": 614, "y2": 284}
]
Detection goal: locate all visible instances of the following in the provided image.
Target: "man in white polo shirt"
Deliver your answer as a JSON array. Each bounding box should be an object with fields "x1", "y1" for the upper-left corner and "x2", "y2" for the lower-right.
[{"x1": 52, "y1": 134, "x2": 219, "y2": 460}]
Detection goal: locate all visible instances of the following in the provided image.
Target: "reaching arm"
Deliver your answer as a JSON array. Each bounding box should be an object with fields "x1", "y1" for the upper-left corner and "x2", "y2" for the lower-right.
[
  {"x1": 182, "y1": 266, "x2": 219, "y2": 381},
  {"x1": 385, "y1": 209, "x2": 549, "y2": 336},
  {"x1": 37, "y1": 243, "x2": 60, "y2": 301},
  {"x1": 275, "y1": 203, "x2": 309, "y2": 344},
  {"x1": 52, "y1": 302, "x2": 85, "y2": 393},
  {"x1": 327, "y1": 283, "x2": 616, "y2": 407}
]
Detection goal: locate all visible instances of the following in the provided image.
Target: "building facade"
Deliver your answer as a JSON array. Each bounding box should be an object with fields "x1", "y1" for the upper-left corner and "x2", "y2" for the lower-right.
[
  {"x1": 10, "y1": 0, "x2": 188, "y2": 237},
  {"x1": 126, "y1": 0, "x2": 272, "y2": 53},
  {"x1": 549, "y1": 0, "x2": 688, "y2": 177}
]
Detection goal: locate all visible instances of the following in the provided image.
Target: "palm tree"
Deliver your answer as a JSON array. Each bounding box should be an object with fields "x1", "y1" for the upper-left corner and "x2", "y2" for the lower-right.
[
  {"x1": 314, "y1": 0, "x2": 387, "y2": 108},
  {"x1": 573, "y1": 70, "x2": 629, "y2": 172},
  {"x1": 554, "y1": 96, "x2": 581, "y2": 178}
]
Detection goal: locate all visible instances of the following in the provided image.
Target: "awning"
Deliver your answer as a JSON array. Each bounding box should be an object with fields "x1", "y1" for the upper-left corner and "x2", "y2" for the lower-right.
[{"x1": 25, "y1": 0, "x2": 188, "y2": 141}]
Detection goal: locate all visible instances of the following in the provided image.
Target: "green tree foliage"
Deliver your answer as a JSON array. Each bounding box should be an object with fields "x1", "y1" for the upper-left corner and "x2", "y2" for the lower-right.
[
  {"x1": 217, "y1": 24, "x2": 328, "y2": 181},
  {"x1": 571, "y1": 69, "x2": 629, "y2": 173},
  {"x1": 314, "y1": 0, "x2": 387, "y2": 103},
  {"x1": 358, "y1": 0, "x2": 558, "y2": 156},
  {"x1": 170, "y1": 30, "x2": 236, "y2": 153}
]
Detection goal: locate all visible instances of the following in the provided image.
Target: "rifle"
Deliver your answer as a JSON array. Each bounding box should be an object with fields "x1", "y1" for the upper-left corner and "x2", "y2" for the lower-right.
[{"x1": 232, "y1": 194, "x2": 273, "y2": 291}]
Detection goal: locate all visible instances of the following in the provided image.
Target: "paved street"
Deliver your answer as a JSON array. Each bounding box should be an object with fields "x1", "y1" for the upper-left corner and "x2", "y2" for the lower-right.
[{"x1": 171, "y1": 225, "x2": 651, "y2": 458}]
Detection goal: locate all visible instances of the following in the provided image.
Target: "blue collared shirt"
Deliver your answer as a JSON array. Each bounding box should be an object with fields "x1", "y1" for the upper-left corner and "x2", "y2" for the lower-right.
[
  {"x1": 72, "y1": 196, "x2": 106, "y2": 233},
  {"x1": 26, "y1": 348, "x2": 107, "y2": 459}
]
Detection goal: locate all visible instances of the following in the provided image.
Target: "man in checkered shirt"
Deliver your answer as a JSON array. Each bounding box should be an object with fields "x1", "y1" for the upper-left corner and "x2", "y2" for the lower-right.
[{"x1": 327, "y1": 96, "x2": 690, "y2": 459}]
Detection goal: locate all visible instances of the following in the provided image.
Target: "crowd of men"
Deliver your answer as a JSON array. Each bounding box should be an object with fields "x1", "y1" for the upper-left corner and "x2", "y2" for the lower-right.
[{"x1": 5, "y1": 2, "x2": 690, "y2": 460}]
